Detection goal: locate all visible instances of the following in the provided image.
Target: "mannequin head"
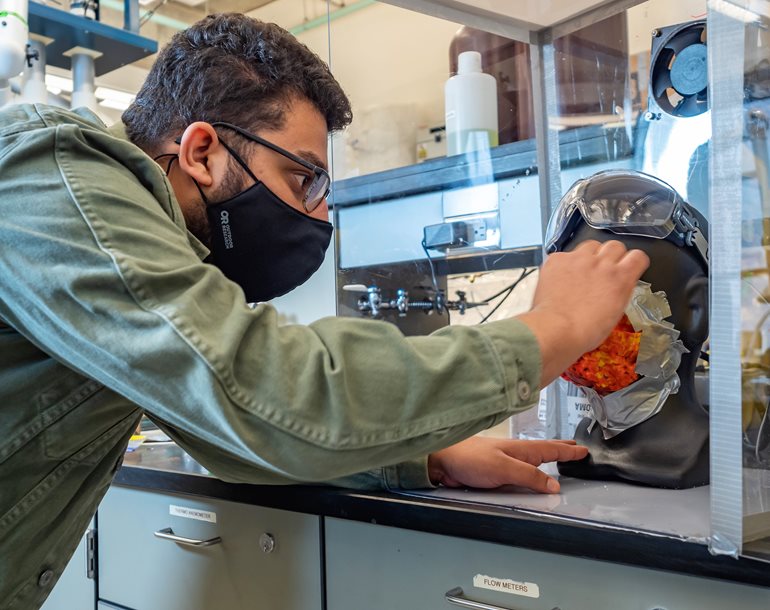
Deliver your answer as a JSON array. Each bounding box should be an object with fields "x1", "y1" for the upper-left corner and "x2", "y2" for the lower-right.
[
  {"x1": 568, "y1": 212, "x2": 708, "y2": 354},
  {"x1": 556, "y1": 204, "x2": 710, "y2": 489}
]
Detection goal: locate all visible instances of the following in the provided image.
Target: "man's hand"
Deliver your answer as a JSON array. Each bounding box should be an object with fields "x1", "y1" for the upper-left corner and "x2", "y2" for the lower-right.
[
  {"x1": 517, "y1": 240, "x2": 649, "y2": 387},
  {"x1": 427, "y1": 436, "x2": 589, "y2": 493}
]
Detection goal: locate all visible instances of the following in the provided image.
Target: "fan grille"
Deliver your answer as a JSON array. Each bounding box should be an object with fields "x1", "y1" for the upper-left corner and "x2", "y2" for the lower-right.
[{"x1": 650, "y1": 22, "x2": 708, "y2": 118}]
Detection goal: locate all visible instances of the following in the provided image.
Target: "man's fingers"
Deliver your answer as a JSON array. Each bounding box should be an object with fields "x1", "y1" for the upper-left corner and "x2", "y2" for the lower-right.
[
  {"x1": 499, "y1": 440, "x2": 589, "y2": 465},
  {"x1": 573, "y1": 239, "x2": 601, "y2": 254},
  {"x1": 429, "y1": 437, "x2": 587, "y2": 493},
  {"x1": 596, "y1": 239, "x2": 628, "y2": 262},
  {"x1": 501, "y1": 458, "x2": 561, "y2": 493},
  {"x1": 618, "y1": 248, "x2": 650, "y2": 277}
]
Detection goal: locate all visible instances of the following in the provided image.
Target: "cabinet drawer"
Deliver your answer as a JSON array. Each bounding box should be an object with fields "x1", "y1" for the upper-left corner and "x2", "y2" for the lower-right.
[
  {"x1": 99, "y1": 486, "x2": 322, "y2": 610},
  {"x1": 325, "y1": 518, "x2": 770, "y2": 610}
]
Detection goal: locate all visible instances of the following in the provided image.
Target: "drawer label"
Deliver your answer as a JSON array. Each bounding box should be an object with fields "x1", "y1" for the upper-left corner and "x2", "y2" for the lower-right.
[
  {"x1": 169, "y1": 504, "x2": 217, "y2": 523},
  {"x1": 473, "y1": 574, "x2": 540, "y2": 599}
]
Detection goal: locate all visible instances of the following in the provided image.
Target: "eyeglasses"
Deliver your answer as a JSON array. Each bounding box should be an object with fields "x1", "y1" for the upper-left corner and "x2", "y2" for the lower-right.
[
  {"x1": 211, "y1": 121, "x2": 331, "y2": 213},
  {"x1": 545, "y1": 170, "x2": 708, "y2": 268}
]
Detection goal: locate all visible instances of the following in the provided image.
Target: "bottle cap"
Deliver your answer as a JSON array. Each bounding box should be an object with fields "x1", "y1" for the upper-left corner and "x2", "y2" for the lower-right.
[{"x1": 457, "y1": 51, "x2": 482, "y2": 75}]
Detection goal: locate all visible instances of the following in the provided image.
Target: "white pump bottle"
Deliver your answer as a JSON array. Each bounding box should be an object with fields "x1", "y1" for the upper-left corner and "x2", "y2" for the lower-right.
[{"x1": 444, "y1": 51, "x2": 498, "y2": 156}]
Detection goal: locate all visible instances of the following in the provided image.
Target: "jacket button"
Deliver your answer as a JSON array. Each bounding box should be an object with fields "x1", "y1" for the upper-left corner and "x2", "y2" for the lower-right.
[
  {"x1": 38, "y1": 569, "x2": 55, "y2": 588},
  {"x1": 517, "y1": 380, "x2": 531, "y2": 402}
]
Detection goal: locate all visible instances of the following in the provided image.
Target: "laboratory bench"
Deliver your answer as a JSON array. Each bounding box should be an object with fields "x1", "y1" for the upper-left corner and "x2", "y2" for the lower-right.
[{"x1": 43, "y1": 441, "x2": 770, "y2": 610}]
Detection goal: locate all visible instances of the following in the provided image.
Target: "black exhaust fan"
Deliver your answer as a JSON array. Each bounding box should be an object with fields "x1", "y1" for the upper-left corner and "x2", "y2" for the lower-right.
[{"x1": 651, "y1": 20, "x2": 708, "y2": 118}]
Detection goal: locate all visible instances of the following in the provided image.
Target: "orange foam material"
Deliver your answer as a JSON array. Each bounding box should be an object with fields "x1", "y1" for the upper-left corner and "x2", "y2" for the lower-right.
[{"x1": 562, "y1": 314, "x2": 642, "y2": 396}]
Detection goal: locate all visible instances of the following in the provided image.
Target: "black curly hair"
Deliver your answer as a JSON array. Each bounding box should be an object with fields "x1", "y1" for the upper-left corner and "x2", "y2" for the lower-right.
[{"x1": 122, "y1": 13, "x2": 352, "y2": 154}]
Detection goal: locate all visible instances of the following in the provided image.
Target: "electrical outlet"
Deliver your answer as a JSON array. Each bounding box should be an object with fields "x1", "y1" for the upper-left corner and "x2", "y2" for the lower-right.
[{"x1": 471, "y1": 220, "x2": 487, "y2": 241}]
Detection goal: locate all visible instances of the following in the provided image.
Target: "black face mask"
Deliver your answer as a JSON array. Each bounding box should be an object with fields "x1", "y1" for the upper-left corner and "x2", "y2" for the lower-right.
[
  {"x1": 205, "y1": 181, "x2": 333, "y2": 303},
  {"x1": 156, "y1": 144, "x2": 334, "y2": 303}
]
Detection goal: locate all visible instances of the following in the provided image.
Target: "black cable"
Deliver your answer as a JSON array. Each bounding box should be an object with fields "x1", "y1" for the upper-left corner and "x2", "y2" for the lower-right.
[
  {"x1": 479, "y1": 268, "x2": 536, "y2": 324},
  {"x1": 458, "y1": 277, "x2": 533, "y2": 311},
  {"x1": 421, "y1": 240, "x2": 450, "y2": 323},
  {"x1": 475, "y1": 277, "x2": 526, "y2": 304},
  {"x1": 420, "y1": 243, "x2": 538, "y2": 323},
  {"x1": 479, "y1": 285, "x2": 516, "y2": 324},
  {"x1": 421, "y1": 240, "x2": 439, "y2": 293}
]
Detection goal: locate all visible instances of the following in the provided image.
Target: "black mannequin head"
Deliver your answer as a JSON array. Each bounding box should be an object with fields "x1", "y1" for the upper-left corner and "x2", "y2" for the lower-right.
[
  {"x1": 567, "y1": 211, "x2": 708, "y2": 364},
  {"x1": 556, "y1": 205, "x2": 710, "y2": 489}
]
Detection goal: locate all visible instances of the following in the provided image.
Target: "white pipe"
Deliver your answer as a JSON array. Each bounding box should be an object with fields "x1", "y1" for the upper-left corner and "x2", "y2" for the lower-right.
[
  {"x1": 20, "y1": 38, "x2": 47, "y2": 104},
  {"x1": 70, "y1": 53, "x2": 97, "y2": 111}
]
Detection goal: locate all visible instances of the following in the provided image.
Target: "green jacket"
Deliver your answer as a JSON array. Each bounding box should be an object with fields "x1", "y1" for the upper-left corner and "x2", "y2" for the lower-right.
[{"x1": 0, "y1": 104, "x2": 541, "y2": 609}]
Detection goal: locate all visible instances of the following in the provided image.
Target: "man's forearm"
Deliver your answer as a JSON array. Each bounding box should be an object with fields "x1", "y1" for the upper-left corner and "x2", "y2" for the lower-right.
[{"x1": 515, "y1": 310, "x2": 580, "y2": 389}]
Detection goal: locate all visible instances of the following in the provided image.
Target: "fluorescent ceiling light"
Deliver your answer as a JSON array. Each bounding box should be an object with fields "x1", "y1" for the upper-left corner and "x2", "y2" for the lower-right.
[
  {"x1": 45, "y1": 74, "x2": 73, "y2": 92},
  {"x1": 95, "y1": 86, "x2": 135, "y2": 104},
  {"x1": 99, "y1": 98, "x2": 131, "y2": 111}
]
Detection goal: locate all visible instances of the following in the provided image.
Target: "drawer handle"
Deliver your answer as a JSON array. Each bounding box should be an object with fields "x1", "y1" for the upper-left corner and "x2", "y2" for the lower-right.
[
  {"x1": 154, "y1": 527, "x2": 222, "y2": 547},
  {"x1": 444, "y1": 587, "x2": 548, "y2": 610},
  {"x1": 445, "y1": 587, "x2": 521, "y2": 610},
  {"x1": 445, "y1": 588, "x2": 560, "y2": 610}
]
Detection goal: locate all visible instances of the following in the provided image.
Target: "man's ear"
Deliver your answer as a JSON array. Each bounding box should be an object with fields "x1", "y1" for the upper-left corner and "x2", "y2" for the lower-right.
[
  {"x1": 176, "y1": 122, "x2": 221, "y2": 188},
  {"x1": 684, "y1": 275, "x2": 709, "y2": 344}
]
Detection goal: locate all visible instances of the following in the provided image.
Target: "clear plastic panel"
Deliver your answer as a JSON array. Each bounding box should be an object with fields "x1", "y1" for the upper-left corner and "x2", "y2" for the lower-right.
[
  {"x1": 325, "y1": 3, "x2": 548, "y2": 438},
  {"x1": 326, "y1": 0, "x2": 770, "y2": 548},
  {"x1": 706, "y1": 0, "x2": 770, "y2": 561},
  {"x1": 539, "y1": 0, "x2": 770, "y2": 555},
  {"x1": 533, "y1": 0, "x2": 718, "y2": 537},
  {"x1": 524, "y1": 4, "x2": 651, "y2": 443}
]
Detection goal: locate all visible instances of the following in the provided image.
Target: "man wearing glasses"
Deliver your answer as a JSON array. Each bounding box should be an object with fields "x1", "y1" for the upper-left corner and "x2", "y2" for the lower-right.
[{"x1": 0, "y1": 13, "x2": 647, "y2": 608}]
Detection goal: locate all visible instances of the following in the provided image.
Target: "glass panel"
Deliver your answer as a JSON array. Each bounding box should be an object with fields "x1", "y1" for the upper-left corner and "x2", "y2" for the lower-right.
[
  {"x1": 330, "y1": 0, "x2": 724, "y2": 543},
  {"x1": 327, "y1": 8, "x2": 538, "y2": 306},
  {"x1": 327, "y1": 3, "x2": 543, "y2": 439},
  {"x1": 329, "y1": 5, "x2": 535, "y2": 178},
  {"x1": 242, "y1": 1, "x2": 337, "y2": 325}
]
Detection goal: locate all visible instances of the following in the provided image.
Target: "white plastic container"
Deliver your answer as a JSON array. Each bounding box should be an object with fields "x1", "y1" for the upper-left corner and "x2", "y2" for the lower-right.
[
  {"x1": 0, "y1": 0, "x2": 29, "y2": 82},
  {"x1": 444, "y1": 51, "x2": 499, "y2": 156}
]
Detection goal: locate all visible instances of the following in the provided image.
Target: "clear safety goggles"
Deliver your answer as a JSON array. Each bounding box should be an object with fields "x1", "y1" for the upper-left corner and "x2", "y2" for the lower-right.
[
  {"x1": 544, "y1": 170, "x2": 708, "y2": 268},
  {"x1": 212, "y1": 122, "x2": 331, "y2": 213},
  {"x1": 171, "y1": 122, "x2": 331, "y2": 213}
]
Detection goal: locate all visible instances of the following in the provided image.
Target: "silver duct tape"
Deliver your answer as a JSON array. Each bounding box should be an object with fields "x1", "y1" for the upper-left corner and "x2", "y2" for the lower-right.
[
  {"x1": 626, "y1": 281, "x2": 689, "y2": 379},
  {"x1": 635, "y1": 322, "x2": 687, "y2": 379},
  {"x1": 585, "y1": 281, "x2": 688, "y2": 440},
  {"x1": 586, "y1": 374, "x2": 681, "y2": 439}
]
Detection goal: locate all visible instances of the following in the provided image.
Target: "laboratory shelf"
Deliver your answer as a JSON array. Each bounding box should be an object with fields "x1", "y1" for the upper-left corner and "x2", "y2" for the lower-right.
[
  {"x1": 331, "y1": 125, "x2": 632, "y2": 208},
  {"x1": 28, "y1": 1, "x2": 157, "y2": 76}
]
